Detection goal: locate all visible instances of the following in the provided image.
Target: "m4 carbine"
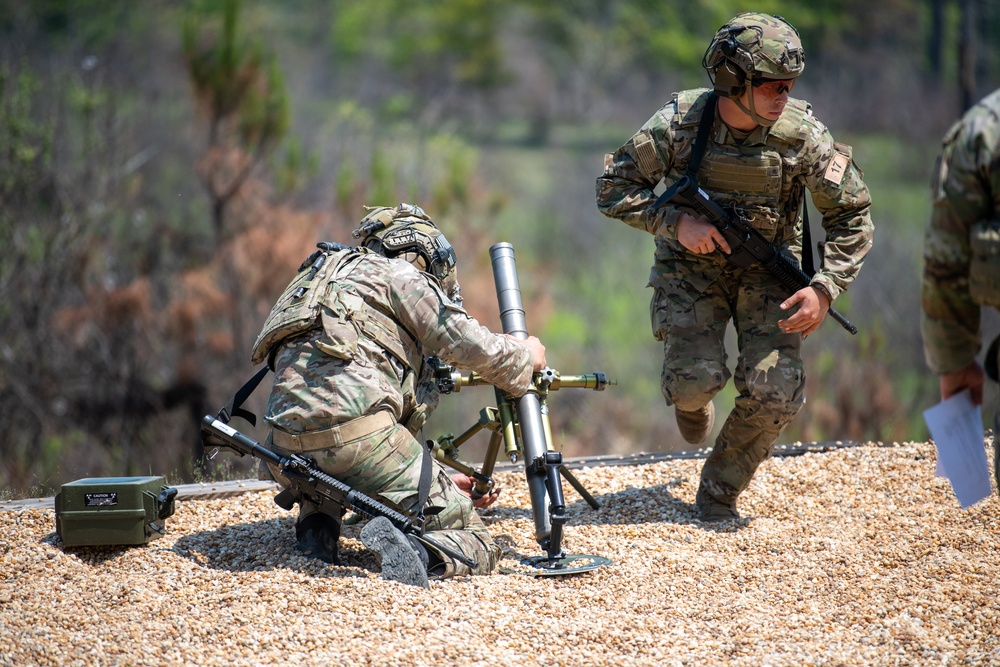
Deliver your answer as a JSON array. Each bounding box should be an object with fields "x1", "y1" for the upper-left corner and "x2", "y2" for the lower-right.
[
  {"x1": 654, "y1": 175, "x2": 858, "y2": 335},
  {"x1": 200, "y1": 415, "x2": 476, "y2": 568}
]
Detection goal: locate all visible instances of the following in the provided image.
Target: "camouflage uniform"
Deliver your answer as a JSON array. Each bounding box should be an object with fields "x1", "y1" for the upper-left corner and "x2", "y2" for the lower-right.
[
  {"x1": 263, "y1": 248, "x2": 533, "y2": 577},
  {"x1": 596, "y1": 87, "x2": 873, "y2": 508},
  {"x1": 922, "y1": 88, "x2": 1000, "y2": 376}
]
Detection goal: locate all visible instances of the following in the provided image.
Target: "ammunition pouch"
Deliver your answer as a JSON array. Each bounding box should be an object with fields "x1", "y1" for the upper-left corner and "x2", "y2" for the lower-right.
[
  {"x1": 319, "y1": 281, "x2": 419, "y2": 373},
  {"x1": 402, "y1": 402, "x2": 431, "y2": 435},
  {"x1": 317, "y1": 288, "x2": 362, "y2": 360},
  {"x1": 699, "y1": 144, "x2": 783, "y2": 245},
  {"x1": 969, "y1": 218, "x2": 1000, "y2": 309},
  {"x1": 671, "y1": 90, "x2": 808, "y2": 249}
]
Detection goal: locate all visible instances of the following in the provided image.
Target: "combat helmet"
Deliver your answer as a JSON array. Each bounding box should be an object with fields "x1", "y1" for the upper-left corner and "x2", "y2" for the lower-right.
[
  {"x1": 353, "y1": 203, "x2": 462, "y2": 303},
  {"x1": 702, "y1": 12, "x2": 804, "y2": 125}
]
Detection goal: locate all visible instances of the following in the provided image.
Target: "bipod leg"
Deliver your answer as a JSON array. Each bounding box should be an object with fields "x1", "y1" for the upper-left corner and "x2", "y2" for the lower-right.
[
  {"x1": 559, "y1": 465, "x2": 600, "y2": 510},
  {"x1": 542, "y1": 452, "x2": 566, "y2": 562},
  {"x1": 472, "y1": 430, "x2": 504, "y2": 500}
]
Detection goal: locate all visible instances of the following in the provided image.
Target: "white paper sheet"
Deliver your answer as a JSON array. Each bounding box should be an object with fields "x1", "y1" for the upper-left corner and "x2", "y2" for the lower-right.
[{"x1": 923, "y1": 389, "x2": 992, "y2": 508}]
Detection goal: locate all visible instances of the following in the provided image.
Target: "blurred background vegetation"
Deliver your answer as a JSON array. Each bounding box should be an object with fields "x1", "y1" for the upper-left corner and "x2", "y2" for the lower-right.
[{"x1": 2, "y1": 0, "x2": 1000, "y2": 498}]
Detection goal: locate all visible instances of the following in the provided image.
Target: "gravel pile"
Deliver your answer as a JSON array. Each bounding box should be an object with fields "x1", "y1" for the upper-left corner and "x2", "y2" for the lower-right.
[{"x1": 2, "y1": 441, "x2": 998, "y2": 666}]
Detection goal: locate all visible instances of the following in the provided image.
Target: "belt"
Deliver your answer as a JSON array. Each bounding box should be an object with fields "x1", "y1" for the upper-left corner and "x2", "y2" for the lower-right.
[{"x1": 270, "y1": 411, "x2": 396, "y2": 453}]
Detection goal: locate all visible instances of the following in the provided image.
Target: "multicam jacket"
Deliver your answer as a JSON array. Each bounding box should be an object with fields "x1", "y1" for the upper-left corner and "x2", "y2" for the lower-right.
[
  {"x1": 922, "y1": 88, "x2": 1000, "y2": 375},
  {"x1": 263, "y1": 249, "x2": 533, "y2": 433},
  {"x1": 596, "y1": 88, "x2": 873, "y2": 305}
]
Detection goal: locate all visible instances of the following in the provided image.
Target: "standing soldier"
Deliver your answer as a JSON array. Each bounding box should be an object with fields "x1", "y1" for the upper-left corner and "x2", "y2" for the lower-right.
[
  {"x1": 922, "y1": 88, "x2": 1000, "y2": 490},
  {"x1": 253, "y1": 204, "x2": 546, "y2": 585},
  {"x1": 596, "y1": 13, "x2": 873, "y2": 520}
]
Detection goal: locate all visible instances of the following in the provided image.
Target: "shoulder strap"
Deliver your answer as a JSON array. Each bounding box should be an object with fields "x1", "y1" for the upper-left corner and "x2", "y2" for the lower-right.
[{"x1": 686, "y1": 92, "x2": 718, "y2": 180}]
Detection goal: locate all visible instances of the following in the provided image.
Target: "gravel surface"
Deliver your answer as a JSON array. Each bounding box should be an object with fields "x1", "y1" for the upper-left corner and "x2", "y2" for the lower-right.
[{"x1": 2, "y1": 441, "x2": 998, "y2": 667}]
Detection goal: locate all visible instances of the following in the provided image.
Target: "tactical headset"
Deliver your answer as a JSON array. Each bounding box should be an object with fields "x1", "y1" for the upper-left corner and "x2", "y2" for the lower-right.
[
  {"x1": 353, "y1": 204, "x2": 461, "y2": 301},
  {"x1": 702, "y1": 14, "x2": 803, "y2": 99}
]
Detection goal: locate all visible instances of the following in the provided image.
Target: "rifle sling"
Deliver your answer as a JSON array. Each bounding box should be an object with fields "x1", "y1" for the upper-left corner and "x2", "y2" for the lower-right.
[
  {"x1": 415, "y1": 438, "x2": 434, "y2": 533},
  {"x1": 686, "y1": 92, "x2": 718, "y2": 180},
  {"x1": 218, "y1": 365, "x2": 270, "y2": 426},
  {"x1": 802, "y1": 201, "x2": 815, "y2": 277}
]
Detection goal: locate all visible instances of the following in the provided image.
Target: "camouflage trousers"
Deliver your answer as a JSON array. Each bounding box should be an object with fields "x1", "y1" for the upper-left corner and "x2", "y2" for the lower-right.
[
  {"x1": 652, "y1": 266, "x2": 806, "y2": 505},
  {"x1": 267, "y1": 420, "x2": 501, "y2": 578}
]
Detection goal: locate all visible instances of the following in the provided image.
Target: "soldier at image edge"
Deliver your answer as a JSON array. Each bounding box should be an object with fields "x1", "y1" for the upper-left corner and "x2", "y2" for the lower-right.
[
  {"x1": 251, "y1": 203, "x2": 546, "y2": 585},
  {"x1": 921, "y1": 88, "x2": 1000, "y2": 493},
  {"x1": 595, "y1": 12, "x2": 874, "y2": 521}
]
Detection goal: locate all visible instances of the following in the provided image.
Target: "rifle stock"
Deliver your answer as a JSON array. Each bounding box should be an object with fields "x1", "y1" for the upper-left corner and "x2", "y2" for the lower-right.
[{"x1": 654, "y1": 175, "x2": 858, "y2": 335}]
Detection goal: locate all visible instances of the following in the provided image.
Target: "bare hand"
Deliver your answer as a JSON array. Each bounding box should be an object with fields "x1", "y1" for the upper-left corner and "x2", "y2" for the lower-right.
[
  {"x1": 677, "y1": 213, "x2": 732, "y2": 255},
  {"x1": 940, "y1": 362, "x2": 985, "y2": 405},
  {"x1": 778, "y1": 286, "x2": 830, "y2": 337},
  {"x1": 507, "y1": 334, "x2": 547, "y2": 371},
  {"x1": 451, "y1": 473, "x2": 501, "y2": 508}
]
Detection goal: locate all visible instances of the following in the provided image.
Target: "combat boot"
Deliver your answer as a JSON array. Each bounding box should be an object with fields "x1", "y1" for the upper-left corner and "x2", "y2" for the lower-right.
[
  {"x1": 695, "y1": 483, "x2": 739, "y2": 522},
  {"x1": 360, "y1": 516, "x2": 429, "y2": 588},
  {"x1": 676, "y1": 403, "x2": 715, "y2": 444},
  {"x1": 295, "y1": 513, "x2": 341, "y2": 564}
]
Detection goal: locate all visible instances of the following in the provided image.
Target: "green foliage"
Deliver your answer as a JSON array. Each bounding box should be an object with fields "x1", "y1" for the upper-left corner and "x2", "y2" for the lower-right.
[
  {"x1": 328, "y1": 0, "x2": 511, "y2": 90},
  {"x1": 4, "y1": 0, "x2": 135, "y2": 49},
  {"x1": 335, "y1": 158, "x2": 358, "y2": 207},
  {"x1": 4, "y1": 0, "x2": 1000, "y2": 498},
  {"x1": 327, "y1": 0, "x2": 393, "y2": 61},
  {"x1": 368, "y1": 148, "x2": 397, "y2": 205},
  {"x1": 540, "y1": 310, "x2": 589, "y2": 357},
  {"x1": 381, "y1": 93, "x2": 417, "y2": 122},
  {"x1": 182, "y1": 0, "x2": 289, "y2": 150},
  {"x1": 274, "y1": 136, "x2": 320, "y2": 196},
  {"x1": 0, "y1": 65, "x2": 54, "y2": 212},
  {"x1": 429, "y1": 134, "x2": 477, "y2": 213}
]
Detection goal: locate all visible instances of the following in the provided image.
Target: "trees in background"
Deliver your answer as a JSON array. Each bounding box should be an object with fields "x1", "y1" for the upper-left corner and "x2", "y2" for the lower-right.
[
  {"x1": 0, "y1": 2, "x2": 203, "y2": 494},
  {"x1": 1, "y1": 0, "x2": 999, "y2": 497}
]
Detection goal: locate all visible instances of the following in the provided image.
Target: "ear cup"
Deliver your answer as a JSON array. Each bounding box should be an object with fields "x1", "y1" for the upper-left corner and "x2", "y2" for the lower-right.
[{"x1": 712, "y1": 59, "x2": 745, "y2": 98}]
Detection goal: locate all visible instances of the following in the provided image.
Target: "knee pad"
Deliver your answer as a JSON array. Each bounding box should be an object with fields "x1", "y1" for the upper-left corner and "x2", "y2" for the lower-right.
[{"x1": 661, "y1": 364, "x2": 728, "y2": 410}]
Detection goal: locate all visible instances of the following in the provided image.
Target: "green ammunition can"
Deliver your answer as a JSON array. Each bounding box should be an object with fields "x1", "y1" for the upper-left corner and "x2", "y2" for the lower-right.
[{"x1": 55, "y1": 476, "x2": 178, "y2": 547}]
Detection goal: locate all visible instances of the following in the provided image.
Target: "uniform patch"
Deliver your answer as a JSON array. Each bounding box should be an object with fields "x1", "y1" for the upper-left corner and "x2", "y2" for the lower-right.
[
  {"x1": 633, "y1": 131, "x2": 661, "y2": 176},
  {"x1": 823, "y1": 151, "x2": 850, "y2": 185}
]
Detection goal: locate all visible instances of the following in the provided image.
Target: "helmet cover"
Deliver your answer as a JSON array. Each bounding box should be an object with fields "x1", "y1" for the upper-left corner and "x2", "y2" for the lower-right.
[
  {"x1": 353, "y1": 203, "x2": 461, "y2": 303},
  {"x1": 703, "y1": 12, "x2": 804, "y2": 89}
]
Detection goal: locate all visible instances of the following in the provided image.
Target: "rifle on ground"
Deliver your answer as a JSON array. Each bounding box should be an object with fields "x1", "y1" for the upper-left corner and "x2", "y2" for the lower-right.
[
  {"x1": 653, "y1": 175, "x2": 858, "y2": 335},
  {"x1": 200, "y1": 415, "x2": 476, "y2": 568},
  {"x1": 426, "y1": 242, "x2": 615, "y2": 575}
]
